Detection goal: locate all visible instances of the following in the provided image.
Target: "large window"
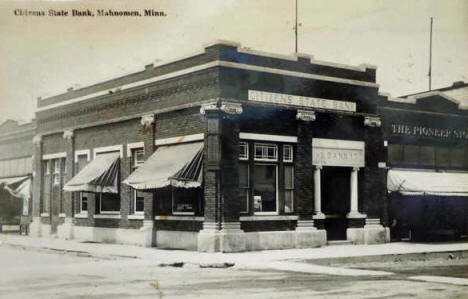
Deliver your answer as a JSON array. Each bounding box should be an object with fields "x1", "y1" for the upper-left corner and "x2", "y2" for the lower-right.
[
  {"x1": 253, "y1": 164, "x2": 278, "y2": 213},
  {"x1": 240, "y1": 141, "x2": 293, "y2": 215},
  {"x1": 134, "y1": 190, "x2": 145, "y2": 214},
  {"x1": 99, "y1": 193, "x2": 120, "y2": 213},
  {"x1": 53, "y1": 159, "x2": 61, "y2": 185},
  {"x1": 172, "y1": 188, "x2": 197, "y2": 215}
]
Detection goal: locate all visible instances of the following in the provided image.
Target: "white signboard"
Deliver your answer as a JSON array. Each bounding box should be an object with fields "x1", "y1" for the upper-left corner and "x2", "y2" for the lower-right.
[
  {"x1": 248, "y1": 90, "x2": 356, "y2": 112},
  {"x1": 312, "y1": 138, "x2": 365, "y2": 167}
]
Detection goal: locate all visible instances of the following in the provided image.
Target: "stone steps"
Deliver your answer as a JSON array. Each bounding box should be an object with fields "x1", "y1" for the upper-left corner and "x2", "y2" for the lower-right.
[{"x1": 327, "y1": 240, "x2": 353, "y2": 246}]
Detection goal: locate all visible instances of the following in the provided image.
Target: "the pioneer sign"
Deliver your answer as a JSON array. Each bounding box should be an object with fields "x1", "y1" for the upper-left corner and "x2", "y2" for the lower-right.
[
  {"x1": 312, "y1": 138, "x2": 365, "y2": 167},
  {"x1": 391, "y1": 123, "x2": 468, "y2": 140},
  {"x1": 248, "y1": 90, "x2": 356, "y2": 112}
]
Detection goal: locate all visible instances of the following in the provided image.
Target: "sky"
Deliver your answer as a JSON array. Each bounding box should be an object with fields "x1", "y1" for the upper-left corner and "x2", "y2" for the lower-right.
[{"x1": 1, "y1": 0, "x2": 467, "y2": 124}]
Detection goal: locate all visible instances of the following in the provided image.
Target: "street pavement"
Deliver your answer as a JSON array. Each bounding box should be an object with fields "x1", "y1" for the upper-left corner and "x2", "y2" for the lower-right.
[{"x1": 0, "y1": 234, "x2": 468, "y2": 298}]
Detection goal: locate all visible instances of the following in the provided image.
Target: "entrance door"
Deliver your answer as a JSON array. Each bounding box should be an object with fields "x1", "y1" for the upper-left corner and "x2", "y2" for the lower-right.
[{"x1": 321, "y1": 166, "x2": 350, "y2": 240}]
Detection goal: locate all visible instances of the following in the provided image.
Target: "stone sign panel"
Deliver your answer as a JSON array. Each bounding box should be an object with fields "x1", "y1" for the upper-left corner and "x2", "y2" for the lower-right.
[
  {"x1": 248, "y1": 90, "x2": 356, "y2": 112},
  {"x1": 312, "y1": 138, "x2": 365, "y2": 167}
]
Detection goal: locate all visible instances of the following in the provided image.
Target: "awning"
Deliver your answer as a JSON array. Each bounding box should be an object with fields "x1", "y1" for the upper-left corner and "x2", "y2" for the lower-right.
[
  {"x1": 387, "y1": 169, "x2": 468, "y2": 196},
  {"x1": 64, "y1": 152, "x2": 120, "y2": 193},
  {"x1": 123, "y1": 142, "x2": 203, "y2": 190},
  {"x1": 0, "y1": 175, "x2": 31, "y2": 199}
]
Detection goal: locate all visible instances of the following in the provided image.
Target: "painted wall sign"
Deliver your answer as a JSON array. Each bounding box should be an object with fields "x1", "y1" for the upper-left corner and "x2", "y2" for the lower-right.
[
  {"x1": 248, "y1": 90, "x2": 356, "y2": 112},
  {"x1": 312, "y1": 138, "x2": 365, "y2": 167},
  {"x1": 391, "y1": 123, "x2": 468, "y2": 140}
]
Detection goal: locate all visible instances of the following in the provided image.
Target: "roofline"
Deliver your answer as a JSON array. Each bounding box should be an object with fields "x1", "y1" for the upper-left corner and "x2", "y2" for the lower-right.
[
  {"x1": 401, "y1": 81, "x2": 468, "y2": 98},
  {"x1": 37, "y1": 40, "x2": 377, "y2": 105}
]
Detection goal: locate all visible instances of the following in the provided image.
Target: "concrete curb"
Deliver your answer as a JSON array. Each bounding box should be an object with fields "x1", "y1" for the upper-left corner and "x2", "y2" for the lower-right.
[{"x1": 298, "y1": 250, "x2": 468, "y2": 265}]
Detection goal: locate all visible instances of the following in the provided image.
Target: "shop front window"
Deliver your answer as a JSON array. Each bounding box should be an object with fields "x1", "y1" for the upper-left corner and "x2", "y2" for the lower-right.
[
  {"x1": 99, "y1": 193, "x2": 120, "y2": 213},
  {"x1": 284, "y1": 165, "x2": 294, "y2": 213},
  {"x1": 172, "y1": 188, "x2": 197, "y2": 215},
  {"x1": 253, "y1": 164, "x2": 278, "y2": 214}
]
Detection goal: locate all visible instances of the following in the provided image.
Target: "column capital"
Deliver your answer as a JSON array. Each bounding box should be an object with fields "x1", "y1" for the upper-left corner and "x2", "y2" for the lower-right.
[
  {"x1": 364, "y1": 116, "x2": 381, "y2": 127},
  {"x1": 296, "y1": 110, "x2": 316, "y2": 122},
  {"x1": 352, "y1": 166, "x2": 360, "y2": 172},
  {"x1": 32, "y1": 135, "x2": 42, "y2": 146},
  {"x1": 200, "y1": 103, "x2": 219, "y2": 115},
  {"x1": 220, "y1": 102, "x2": 243, "y2": 115},
  {"x1": 140, "y1": 114, "x2": 155, "y2": 127},
  {"x1": 315, "y1": 165, "x2": 323, "y2": 170},
  {"x1": 63, "y1": 129, "x2": 74, "y2": 140}
]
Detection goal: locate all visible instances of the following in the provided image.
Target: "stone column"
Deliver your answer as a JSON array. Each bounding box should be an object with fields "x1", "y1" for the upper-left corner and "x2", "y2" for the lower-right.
[
  {"x1": 313, "y1": 165, "x2": 325, "y2": 219},
  {"x1": 295, "y1": 110, "x2": 326, "y2": 248},
  {"x1": 30, "y1": 134, "x2": 43, "y2": 236},
  {"x1": 141, "y1": 114, "x2": 156, "y2": 247},
  {"x1": 58, "y1": 129, "x2": 74, "y2": 239},
  {"x1": 198, "y1": 102, "x2": 245, "y2": 252},
  {"x1": 348, "y1": 167, "x2": 362, "y2": 217}
]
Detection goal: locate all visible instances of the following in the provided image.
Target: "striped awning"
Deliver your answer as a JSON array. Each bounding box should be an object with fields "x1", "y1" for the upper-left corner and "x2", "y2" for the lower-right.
[
  {"x1": 64, "y1": 152, "x2": 120, "y2": 193},
  {"x1": 123, "y1": 142, "x2": 203, "y2": 190},
  {"x1": 0, "y1": 175, "x2": 31, "y2": 199}
]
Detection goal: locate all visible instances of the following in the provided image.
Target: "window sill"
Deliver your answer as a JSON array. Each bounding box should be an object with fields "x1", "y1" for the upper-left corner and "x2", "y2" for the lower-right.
[
  {"x1": 241, "y1": 215, "x2": 298, "y2": 221},
  {"x1": 155, "y1": 216, "x2": 204, "y2": 221},
  {"x1": 74, "y1": 213, "x2": 88, "y2": 219},
  {"x1": 172, "y1": 212, "x2": 195, "y2": 216},
  {"x1": 58, "y1": 213, "x2": 66, "y2": 218},
  {"x1": 40, "y1": 213, "x2": 49, "y2": 217},
  {"x1": 128, "y1": 214, "x2": 144, "y2": 220},
  {"x1": 94, "y1": 214, "x2": 121, "y2": 219}
]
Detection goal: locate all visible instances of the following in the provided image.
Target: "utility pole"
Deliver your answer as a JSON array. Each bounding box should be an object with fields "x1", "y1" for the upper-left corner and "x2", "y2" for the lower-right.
[
  {"x1": 429, "y1": 17, "x2": 433, "y2": 91},
  {"x1": 294, "y1": 0, "x2": 298, "y2": 53}
]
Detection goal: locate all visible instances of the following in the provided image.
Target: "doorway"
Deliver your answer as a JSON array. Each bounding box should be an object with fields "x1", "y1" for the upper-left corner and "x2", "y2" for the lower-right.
[{"x1": 321, "y1": 166, "x2": 350, "y2": 240}]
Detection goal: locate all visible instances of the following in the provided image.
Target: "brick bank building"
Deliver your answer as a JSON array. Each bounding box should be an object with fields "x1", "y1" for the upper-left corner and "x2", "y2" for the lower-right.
[{"x1": 13, "y1": 41, "x2": 467, "y2": 251}]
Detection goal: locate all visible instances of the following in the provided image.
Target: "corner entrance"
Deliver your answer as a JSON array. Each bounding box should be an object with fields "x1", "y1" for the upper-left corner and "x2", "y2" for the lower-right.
[{"x1": 321, "y1": 166, "x2": 350, "y2": 240}]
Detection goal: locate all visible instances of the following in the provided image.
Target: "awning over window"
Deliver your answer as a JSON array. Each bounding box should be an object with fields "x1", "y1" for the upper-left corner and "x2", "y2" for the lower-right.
[
  {"x1": 0, "y1": 175, "x2": 31, "y2": 199},
  {"x1": 123, "y1": 142, "x2": 203, "y2": 190},
  {"x1": 387, "y1": 169, "x2": 468, "y2": 196},
  {"x1": 64, "y1": 152, "x2": 120, "y2": 193}
]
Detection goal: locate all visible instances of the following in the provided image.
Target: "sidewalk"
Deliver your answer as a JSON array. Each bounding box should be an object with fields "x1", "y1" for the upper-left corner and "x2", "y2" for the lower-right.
[{"x1": 2, "y1": 233, "x2": 468, "y2": 276}]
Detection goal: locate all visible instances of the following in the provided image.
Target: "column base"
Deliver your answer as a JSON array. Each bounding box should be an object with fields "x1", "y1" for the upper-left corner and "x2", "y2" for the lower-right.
[
  {"x1": 346, "y1": 211, "x2": 367, "y2": 219},
  {"x1": 141, "y1": 220, "x2": 155, "y2": 247},
  {"x1": 29, "y1": 216, "x2": 41, "y2": 237},
  {"x1": 347, "y1": 218, "x2": 390, "y2": 245},
  {"x1": 312, "y1": 212, "x2": 326, "y2": 220},
  {"x1": 57, "y1": 217, "x2": 73, "y2": 240},
  {"x1": 220, "y1": 222, "x2": 246, "y2": 253},
  {"x1": 197, "y1": 222, "x2": 220, "y2": 252},
  {"x1": 198, "y1": 222, "x2": 246, "y2": 252},
  {"x1": 296, "y1": 220, "x2": 317, "y2": 231}
]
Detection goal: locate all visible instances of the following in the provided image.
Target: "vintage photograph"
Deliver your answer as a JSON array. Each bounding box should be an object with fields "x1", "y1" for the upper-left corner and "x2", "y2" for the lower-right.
[{"x1": 0, "y1": 0, "x2": 468, "y2": 297}]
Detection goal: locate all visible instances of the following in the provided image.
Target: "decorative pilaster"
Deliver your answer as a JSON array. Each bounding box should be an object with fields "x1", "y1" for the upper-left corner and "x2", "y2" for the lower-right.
[
  {"x1": 141, "y1": 114, "x2": 156, "y2": 222},
  {"x1": 30, "y1": 134, "x2": 43, "y2": 236},
  {"x1": 58, "y1": 130, "x2": 75, "y2": 239},
  {"x1": 198, "y1": 102, "x2": 246, "y2": 252}
]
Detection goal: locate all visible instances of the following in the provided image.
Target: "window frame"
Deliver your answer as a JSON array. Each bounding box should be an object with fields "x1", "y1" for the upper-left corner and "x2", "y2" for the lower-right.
[
  {"x1": 238, "y1": 162, "x2": 250, "y2": 214},
  {"x1": 283, "y1": 165, "x2": 295, "y2": 213},
  {"x1": 239, "y1": 141, "x2": 249, "y2": 161},
  {"x1": 254, "y1": 143, "x2": 278, "y2": 162},
  {"x1": 53, "y1": 159, "x2": 61, "y2": 185},
  {"x1": 133, "y1": 189, "x2": 145, "y2": 215},
  {"x1": 98, "y1": 193, "x2": 121, "y2": 214},
  {"x1": 132, "y1": 148, "x2": 145, "y2": 168},
  {"x1": 283, "y1": 144, "x2": 293, "y2": 162},
  {"x1": 79, "y1": 192, "x2": 88, "y2": 214}
]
